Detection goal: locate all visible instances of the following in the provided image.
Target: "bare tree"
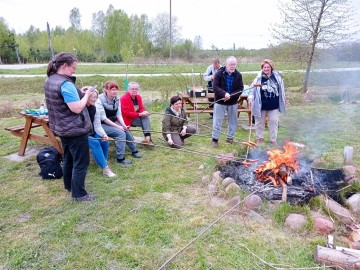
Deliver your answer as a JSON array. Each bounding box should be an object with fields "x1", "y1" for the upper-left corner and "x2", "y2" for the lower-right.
[
  {"x1": 69, "y1": 7, "x2": 82, "y2": 31},
  {"x1": 151, "y1": 13, "x2": 181, "y2": 50},
  {"x1": 272, "y1": 0, "x2": 358, "y2": 92},
  {"x1": 91, "y1": 11, "x2": 107, "y2": 38}
]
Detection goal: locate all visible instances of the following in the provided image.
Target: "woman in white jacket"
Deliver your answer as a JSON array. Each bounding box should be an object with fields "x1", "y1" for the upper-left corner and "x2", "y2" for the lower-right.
[{"x1": 248, "y1": 59, "x2": 286, "y2": 145}]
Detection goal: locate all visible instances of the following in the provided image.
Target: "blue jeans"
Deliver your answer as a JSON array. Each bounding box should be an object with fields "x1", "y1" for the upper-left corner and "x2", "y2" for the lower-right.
[
  {"x1": 101, "y1": 124, "x2": 137, "y2": 159},
  {"x1": 60, "y1": 134, "x2": 90, "y2": 198},
  {"x1": 88, "y1": 133, "x2": 109, "y2": 168},
  {"x1": 212, "y1": 103, "x2": 238, "y2": 140}
]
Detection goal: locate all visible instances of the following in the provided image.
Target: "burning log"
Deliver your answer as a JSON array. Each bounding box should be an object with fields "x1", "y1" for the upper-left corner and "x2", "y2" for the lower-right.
[
  {"x1": 314, "y1": 245, "x2": 360, "y2": 269},
  {"x1": 278, "y1": 178, "x2": 287, "y2": 202}
]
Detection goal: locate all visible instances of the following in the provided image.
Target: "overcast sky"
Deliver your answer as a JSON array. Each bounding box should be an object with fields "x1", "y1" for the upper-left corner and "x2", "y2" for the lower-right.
[{"x1": 1, "y1": 0, "x2": 360, "y2": 50}]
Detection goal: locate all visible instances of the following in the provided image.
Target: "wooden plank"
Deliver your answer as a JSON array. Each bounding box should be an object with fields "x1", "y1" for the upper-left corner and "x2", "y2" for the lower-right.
[{"x1": 5, "y1": 123, "x2": 41, "y2": 132}]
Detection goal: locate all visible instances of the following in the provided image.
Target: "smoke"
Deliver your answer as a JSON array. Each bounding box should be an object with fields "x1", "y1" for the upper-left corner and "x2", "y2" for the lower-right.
[{"x1": 281, "y1": 69, "x2": 360, "y2": 164}]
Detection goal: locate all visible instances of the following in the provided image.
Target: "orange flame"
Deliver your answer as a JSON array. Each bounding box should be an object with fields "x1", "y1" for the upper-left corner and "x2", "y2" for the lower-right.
[{"x1": 255, "y1": 141, "x2": 299, "y2": 186}]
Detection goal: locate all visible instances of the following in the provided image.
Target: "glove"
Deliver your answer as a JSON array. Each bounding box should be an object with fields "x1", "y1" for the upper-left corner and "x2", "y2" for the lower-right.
[{"x1": 181, "y1": 126, "x2": 187, "y2": 136}]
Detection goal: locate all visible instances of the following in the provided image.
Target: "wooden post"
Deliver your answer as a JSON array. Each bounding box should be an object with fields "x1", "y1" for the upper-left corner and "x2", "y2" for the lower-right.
[{"x1": 344, "y1": 146, "x2": 353, "y2": 165}]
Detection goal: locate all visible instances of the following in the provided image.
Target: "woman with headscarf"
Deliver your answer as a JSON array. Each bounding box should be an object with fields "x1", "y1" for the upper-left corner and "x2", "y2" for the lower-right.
[{"x1": 248, "y1": 59, "x2": 286, "y2": 145}]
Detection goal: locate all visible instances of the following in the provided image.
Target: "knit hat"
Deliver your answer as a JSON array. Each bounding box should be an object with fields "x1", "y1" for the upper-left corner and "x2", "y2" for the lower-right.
[{"x1": 261, "y1": 59, "x2": 274, "y2": 71}]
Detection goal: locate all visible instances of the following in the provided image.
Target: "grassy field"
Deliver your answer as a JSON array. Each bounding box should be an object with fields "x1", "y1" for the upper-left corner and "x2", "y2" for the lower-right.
[{"x1": 0, "y1": 66, "x2": 359, "y2": 269}]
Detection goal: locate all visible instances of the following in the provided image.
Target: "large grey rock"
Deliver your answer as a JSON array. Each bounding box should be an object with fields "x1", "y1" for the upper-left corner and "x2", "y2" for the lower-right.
[{"x1": 346, "y1": 193, "x2": 360, "y2": 214}]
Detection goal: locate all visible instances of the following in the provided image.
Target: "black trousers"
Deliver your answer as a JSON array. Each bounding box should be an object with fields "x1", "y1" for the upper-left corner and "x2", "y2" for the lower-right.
[{"x1": 60, "y1": 134, "x2": 90, "y2": 198}]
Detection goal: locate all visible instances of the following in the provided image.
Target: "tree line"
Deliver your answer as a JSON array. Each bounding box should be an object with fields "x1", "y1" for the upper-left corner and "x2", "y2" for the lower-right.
[
  {"x1": 0, "y1": 4, "x2": 205, "y2": 64},
  {"x1": 0, "y1": 0, "x2": 359, "y2": 91}
]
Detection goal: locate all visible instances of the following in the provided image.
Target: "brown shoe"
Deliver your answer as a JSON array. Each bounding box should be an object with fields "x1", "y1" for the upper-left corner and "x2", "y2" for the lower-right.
[
  {"x1": 211, "y1": 141, "x2": 218, "y2": 148},
  {"x1": 143, "y1": 136, "x2": 155, "y2": 147}
]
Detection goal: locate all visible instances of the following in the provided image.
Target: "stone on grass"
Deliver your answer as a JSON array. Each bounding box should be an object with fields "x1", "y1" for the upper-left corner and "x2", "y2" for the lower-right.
[
  {"x1": 346, "y1": 193, "x2": 360, "y2": 214},
  {"x1": 208, "y1": 183, "x2": 217, "y2": 194},
  {"x1": 313, "y1": 217, "x2": 334, "y2": 234},
  {"x1": 342, "y1": 165, "x2": 356, "y2": 181},
  {"x1": 211, "y1": 171, "x2": 222, "y2": 185},
  {"x1": 284, "y1": 213, "x2": 307, "y2": 231},
  {"x1": 222, "y1": 177, "x2": 235, "y2": 187},
  {"x1": 228, "y1": 195, "x2": 240, "y2": 207},
  {"x1": 243, "y1": 195, "x2": 262, "y2": 211},
  {"x1": 225, "y1": 182, "x2": 240, "y2": 196}
]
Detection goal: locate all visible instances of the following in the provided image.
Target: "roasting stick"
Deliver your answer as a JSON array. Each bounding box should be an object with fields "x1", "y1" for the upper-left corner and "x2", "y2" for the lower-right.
[
  {"x1": 196, "y1": 84, "x2": 261, "y2": 115},
  {"x1": 152, "y1": 112, "x2": 245, "y2": 143},
  {"x1": 129, "y1": 128, "x2": 213, "y2": 139},
  {"x1": 89, "y1": 137, "x2": 247, "y2": 163}
]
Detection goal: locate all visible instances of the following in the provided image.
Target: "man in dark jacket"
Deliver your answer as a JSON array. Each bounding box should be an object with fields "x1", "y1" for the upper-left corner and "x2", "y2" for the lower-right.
[{"x1": 211, "y1": 56, "x2": 244, "y2": 147}]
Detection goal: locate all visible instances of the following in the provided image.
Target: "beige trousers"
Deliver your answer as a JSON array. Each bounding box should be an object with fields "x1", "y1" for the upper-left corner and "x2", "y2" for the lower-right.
[{"x1": 254, "y1": 109, "x2": 279, "y2": 142}]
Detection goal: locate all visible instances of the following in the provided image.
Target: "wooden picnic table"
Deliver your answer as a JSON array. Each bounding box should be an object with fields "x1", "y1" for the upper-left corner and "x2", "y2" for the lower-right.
[
  {"x1": 180, "y1": 92, "x2": 252, "y2": 125},
  {"x1": 5, "y1": 112, "x2": 63, "y2": 156}
]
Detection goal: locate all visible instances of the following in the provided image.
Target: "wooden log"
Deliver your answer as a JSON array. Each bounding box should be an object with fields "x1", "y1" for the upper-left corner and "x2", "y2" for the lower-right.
[
  {"x1": 278, "y1": 178, "x2": 287, "y2": 202},
  {"x1": 314, "y1": 245, "x2": 360, "y2": 270}
]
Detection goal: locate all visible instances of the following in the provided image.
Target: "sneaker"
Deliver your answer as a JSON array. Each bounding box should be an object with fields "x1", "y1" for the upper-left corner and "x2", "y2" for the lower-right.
[
  {"x1": 256, "y1": 138, "x2": 263, "y2": 144},
  {"x1": 103, "y1": 166, "x2": 116, "y2": 177},
  {"x1": 117, "y1": 158, "x2": 132, "y2": 164},
  {"x1": 132, "y1": 152, "x2": 142, "y2": 158},
  {"x1": 226, "y1": 138, "x2": 234, "y2": 144},
  {"x1": 72, "y1": 194, "x2": 97, "y2": 201},
  {"x1": 211, "y1": 141, "x2": 218, "y2": 148}
]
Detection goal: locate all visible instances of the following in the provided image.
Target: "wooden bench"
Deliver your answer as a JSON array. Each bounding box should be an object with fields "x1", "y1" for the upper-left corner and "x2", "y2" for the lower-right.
[
  {"x1": 181, "y1": 93, "x2": 251, "y2": 125},
  {"x1": 5, "y1": 123, "x2": 41, "y2": 135},
  {"x1": 5, "y1": 112, "x2": 63, "y2": 156}
]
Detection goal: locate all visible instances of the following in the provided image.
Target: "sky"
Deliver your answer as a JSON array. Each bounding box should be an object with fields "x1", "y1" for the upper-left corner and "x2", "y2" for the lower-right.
[{"x1": 1, "y1": 0, "x2": 360, "y2": 50}]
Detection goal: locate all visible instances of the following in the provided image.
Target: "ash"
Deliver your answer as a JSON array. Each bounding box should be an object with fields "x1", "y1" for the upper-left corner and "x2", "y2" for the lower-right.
[{"x1": 219, "y1": 149, "x2": 346, "y2": 205}]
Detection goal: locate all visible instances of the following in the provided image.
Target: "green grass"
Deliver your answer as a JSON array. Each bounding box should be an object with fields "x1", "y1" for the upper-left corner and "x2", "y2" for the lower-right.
[{"x1": 0, "y1": 70, "x2": 359, "y2": 269}]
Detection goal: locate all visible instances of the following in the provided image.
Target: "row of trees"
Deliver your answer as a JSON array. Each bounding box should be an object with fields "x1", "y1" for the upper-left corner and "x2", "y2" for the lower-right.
[
  {"x1": 1, "y1": 0, "x2": 359, "y2": 91},
  {"x1": 0, "y1": 4, "x2": 201, "y2": 64}
]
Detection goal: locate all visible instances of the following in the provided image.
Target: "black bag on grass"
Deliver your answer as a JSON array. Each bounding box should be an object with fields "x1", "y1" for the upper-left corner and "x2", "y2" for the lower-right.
[{"x1": 36, "y1": 146, "x2": 63, "y2": 179}]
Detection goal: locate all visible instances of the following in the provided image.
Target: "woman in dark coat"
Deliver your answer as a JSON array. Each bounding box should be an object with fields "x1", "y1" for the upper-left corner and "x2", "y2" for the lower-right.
[{"x1": 162, "y1": 96, "x2": 197, "y2": 148}]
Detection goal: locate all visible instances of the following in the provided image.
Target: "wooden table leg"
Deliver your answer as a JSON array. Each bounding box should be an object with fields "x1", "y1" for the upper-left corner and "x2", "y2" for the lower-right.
[
  {"x1": 18, "y1": 117, "x2": 33, "y2": 156},
  {"x1": 41, "y1": 123, "x2": 63, "y2": 155}
]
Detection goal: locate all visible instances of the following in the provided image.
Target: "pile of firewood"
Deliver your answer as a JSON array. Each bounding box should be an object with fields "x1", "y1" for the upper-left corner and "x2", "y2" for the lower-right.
[{"x1": 315, "y1": 226, "x2": 360, "y2": 269}]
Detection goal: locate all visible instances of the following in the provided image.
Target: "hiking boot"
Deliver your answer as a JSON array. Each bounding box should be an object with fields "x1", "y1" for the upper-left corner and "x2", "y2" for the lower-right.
[
  {"x1": 72, "y1": 194, "x2": 97, "y2": 201},
  {"x1": 132, "y1": 152, "x2": 142, "y2": 158},
  {"x1": 117, "y1": 158, "x2": 132, "y2": 165},
  {"x1": 226, "y1": 138, "x2": 234, "y2": 144},
  {"x1": 103, "y1": 166, "x2": 116, "y2": 177},
  {"x1": 211, "y1": 141, "x2": 218, "y2": 148}
]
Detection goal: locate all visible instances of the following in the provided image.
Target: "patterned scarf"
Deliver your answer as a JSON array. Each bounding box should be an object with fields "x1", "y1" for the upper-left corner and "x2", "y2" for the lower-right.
[{"x1": 262, "y1": 72, "x2": 279, "y2": 96}]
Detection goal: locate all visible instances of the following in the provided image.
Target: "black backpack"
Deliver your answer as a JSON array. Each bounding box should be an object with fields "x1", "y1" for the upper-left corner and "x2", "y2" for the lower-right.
[{"x1": 36, "y1": 146, "x2": 63, "y2": 179}]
